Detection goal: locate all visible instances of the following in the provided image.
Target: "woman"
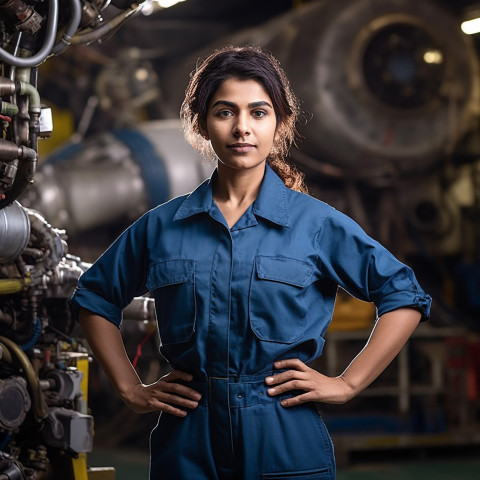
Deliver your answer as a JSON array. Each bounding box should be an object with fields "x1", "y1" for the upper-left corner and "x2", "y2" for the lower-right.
[{"x1": 71, "y1": 45, "x2": 431, "y2": 479}]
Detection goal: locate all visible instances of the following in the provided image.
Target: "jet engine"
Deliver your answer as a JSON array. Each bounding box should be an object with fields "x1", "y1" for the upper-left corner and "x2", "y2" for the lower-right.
[{"x1": 0, "y1": 0, "x2": 154, "y2": 477}]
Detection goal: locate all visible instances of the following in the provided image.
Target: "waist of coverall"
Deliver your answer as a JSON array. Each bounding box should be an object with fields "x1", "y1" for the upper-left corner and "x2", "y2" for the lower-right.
[{"x1": 178, "y1": 372, "x2": 296, "y2": 409}]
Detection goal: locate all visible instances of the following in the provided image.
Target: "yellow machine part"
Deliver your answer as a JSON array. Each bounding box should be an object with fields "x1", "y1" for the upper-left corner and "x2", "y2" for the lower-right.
[
  {"x1": 77, "y1": 357, "x2": 89, "y2": 406},
  {"x1": 37, "y1": 102, "x2": 75, "y2": 161},
  {"x1": 328, "y1": 291, "x2": 376, "y2": 331},
  {"x1": 70, "y1": 356, "x2": 116, "y2": 479}
]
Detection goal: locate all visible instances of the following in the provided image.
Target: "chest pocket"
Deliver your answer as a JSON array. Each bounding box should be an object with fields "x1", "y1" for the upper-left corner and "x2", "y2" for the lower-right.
[
  {"x1": 249, "y1": 256, "x2": 313, "y2": 344},
  {"x1": 147, "y1": 260, "x2": 196, "y2": 345}
]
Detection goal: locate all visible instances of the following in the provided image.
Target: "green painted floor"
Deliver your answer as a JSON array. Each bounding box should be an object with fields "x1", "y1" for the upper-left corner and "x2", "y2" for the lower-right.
[
  {"x1": 336, "y1": 460, "x2": 480, "y2": 479},
  {"x1": 88, "y1": 449, "x2": 480, "y2": 480}
]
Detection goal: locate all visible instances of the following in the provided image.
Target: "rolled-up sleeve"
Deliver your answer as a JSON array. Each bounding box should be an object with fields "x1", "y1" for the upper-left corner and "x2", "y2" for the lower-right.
[
  {"x1": 316, "y1": 211, "x2": 432, "y2": 321},
  {"x1": 69, "y1": 213, "x2": 151, "y2": 327}
]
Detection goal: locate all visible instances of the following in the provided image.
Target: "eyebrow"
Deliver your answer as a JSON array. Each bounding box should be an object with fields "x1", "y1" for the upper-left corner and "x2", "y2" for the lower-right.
[{"x1": 211, "y1": 100, "x2": 273, "y2": 109}]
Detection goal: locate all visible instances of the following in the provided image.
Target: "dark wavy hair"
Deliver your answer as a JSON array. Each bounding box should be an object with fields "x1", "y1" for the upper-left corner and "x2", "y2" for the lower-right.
[{"x1": 181, "y1": 45, "x2": 307, "y2": 193}]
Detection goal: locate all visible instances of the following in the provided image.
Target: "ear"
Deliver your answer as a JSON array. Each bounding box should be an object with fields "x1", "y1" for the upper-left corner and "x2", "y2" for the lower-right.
[
  {"x1": 199, "y1": 123, "x2": 209, "y2": 140},
  {"x1": 273, "y1": 127, "x2": 282, "y2": 144}
]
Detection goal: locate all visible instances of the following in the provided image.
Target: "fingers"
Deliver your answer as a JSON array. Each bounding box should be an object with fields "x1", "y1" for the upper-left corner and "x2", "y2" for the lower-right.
[
  {"x1": 147, "y1": 377, "x2": 202, "y2": 415},
  {"x1": 126, "y1": 370, "x2": 203, "y2": 417},
  {"x1": 265, "y1": 359, "x2": 317, "y2": 407},
  {"x1": 265, "y1": 360, "x2": 312, "y2": 387},
  {"x1": 132, "y1": 390, "x2": 198, "y2": 417},
  {"x1": 163, "y1": 369, "x2": 194, "y2": 383},
  {"x1": 160, "y1": 379, "x2": 202, "y2": 402},
  {"x1": 266, "y1": 378, "x2": 311, "y2": 397},
  {"x1": 153, "y1": 369, "x2": 202, "y2": 416},
  {"x1": 152, "y1": 402, "x2": 191, "y2": 418},
  {"x1": 278, "y1": 392, "x2": 314, "y2": 407},
  {"x1": 273, "y1": 358, "x2": 309, "y2": 371}
]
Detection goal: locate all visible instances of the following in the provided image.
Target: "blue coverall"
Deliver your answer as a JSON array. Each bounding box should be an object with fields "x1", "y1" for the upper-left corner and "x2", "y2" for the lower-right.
[{"x1": 70, "y1": 164, "x2": 432, "y2": 480}]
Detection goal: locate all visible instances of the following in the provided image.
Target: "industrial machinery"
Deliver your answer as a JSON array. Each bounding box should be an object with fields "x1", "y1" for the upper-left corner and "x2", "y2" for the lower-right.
[
  {"x1": 0, "y1": 0, "x2": 480, "y2": 476},
  {"x1": 0, "y1": 0, "x2": 159, "y2": 478},
  {"x1": 34, "y1": 0, "x2": 480, "y2": 314},
  {"x1": 158, "y1": 0, "x2": 480, "y2": 319}
]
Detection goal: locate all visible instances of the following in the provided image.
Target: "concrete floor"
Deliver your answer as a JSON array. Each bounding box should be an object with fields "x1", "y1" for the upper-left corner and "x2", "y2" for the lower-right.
[{"x1": 87, "y1": 448, "x2": 480, "y2": 480}]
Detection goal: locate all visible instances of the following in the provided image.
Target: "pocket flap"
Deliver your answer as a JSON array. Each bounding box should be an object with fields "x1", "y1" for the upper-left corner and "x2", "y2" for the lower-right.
[
  {"x1": 147, "y1": 260, "x2": 195, "y2": 290},
  {"x1": 255, "y1": 256, "x2": 313, "y2": 288}
]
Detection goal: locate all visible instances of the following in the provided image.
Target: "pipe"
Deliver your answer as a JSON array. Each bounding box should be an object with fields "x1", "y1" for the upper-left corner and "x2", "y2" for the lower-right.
[
  {"x1": 0, "y1": 0, "x2": 58, "y2": 68},
  {"x1": 18, "y1": 82, "x2": 41, "y2": 114},
  {"x1": 50, "y1": 0, "x2": 82, "y2": 56},
  {"x1": 71, "y1": 3, "x2": 140, "y2": 45},
  {"x1": 0, "y1": 77, "x2": 16, "y2": 96},
  {"x1": 0, "y1": 145, "x2": 38, "y2": 209},
  {"x1": 123, "y1": 297, "x2": 156, "y2": 322},
  {"x1": 0, "y1": 101, "x2": 18, "y2": 117},
  {"x1": 0, "y1": 336, "x2": 48, "y2": 419},
  {"x1": 0, "y1": 138, "x2": 22, "y2": 161}
]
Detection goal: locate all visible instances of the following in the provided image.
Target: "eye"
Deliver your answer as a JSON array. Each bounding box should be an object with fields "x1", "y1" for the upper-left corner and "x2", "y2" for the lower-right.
[
  {"x1": 216, "y1": 110, "x2": 233, "y2": 117},
  {"x1": 252, "y1": 110, "x2": 267, "y2": 118}
]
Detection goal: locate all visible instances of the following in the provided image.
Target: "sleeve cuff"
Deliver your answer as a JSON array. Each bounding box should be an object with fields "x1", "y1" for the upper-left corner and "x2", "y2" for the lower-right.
[
  {"x1": 376, "y1": 291, "x2": 432, "y2": 322},
  {"x1": 69, "y1": 288, "x2": 123, "y2": 328}
]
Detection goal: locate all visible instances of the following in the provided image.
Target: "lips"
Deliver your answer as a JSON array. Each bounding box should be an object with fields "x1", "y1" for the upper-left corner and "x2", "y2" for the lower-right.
[{"x1": 228, "y1": 143, "x2": 255, "y2": 153}]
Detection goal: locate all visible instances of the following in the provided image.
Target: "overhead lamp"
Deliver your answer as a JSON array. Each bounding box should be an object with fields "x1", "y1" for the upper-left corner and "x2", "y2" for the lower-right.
[
  {"x1": 157, "y1": 0, "x2": 186, "y2": 8},
  {"x1": 423, "y1": 49, "x2": 443, "y2": 64},
  {"x1": 461, "y1": 5, "x2": 480, "y2": 34},
  {"x1": 461, "y1": 17, "x2": 480, "y2": 34},
  {"x1": 141, "y1": 0, "x2": 186, "y2": 15}
]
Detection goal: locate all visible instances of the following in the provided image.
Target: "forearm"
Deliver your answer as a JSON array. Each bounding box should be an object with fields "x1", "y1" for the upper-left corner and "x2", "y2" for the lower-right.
[
  {"x1": 79, "y1": 308, "x2": 142, "y2": 400},
  {"x1": 339, "y1": 307, "x2": 421, "y2": 400}
]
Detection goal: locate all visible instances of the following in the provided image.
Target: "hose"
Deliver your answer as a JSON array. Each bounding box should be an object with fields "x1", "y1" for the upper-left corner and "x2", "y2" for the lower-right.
[
  {"x1": 0, "y1": 344, "x2": 13, "y2": 364},
  {"x1": 0, "y1": 0, "x2": 59, "y2": 68},
  {"x1": 71, "y1": 3, "x2": 141, "y2": 45},
  {"x1": 0, "y1": 336, "x2": 48, "y2": 420},
  {"x1": 20, "y1": 317, "x2": 42, "y2": 351},
  {"x1": 0, "y1": 277, "x2": 31, "y2": 295},
  {"x1": 50, "y1": 0, "x2": 82, "y2": 56}
]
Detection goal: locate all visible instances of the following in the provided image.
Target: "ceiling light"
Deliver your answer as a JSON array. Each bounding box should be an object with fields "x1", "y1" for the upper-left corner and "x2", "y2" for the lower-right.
[
  {"x1": 141, "y1": 0, "x2": 186, "y2": 16},
  {"x1": 157, "y1": 0, "x2": 186, "y2": 8},
  {"x1": 423, "y1": 49, "x2": 443, "y2": 64},
  {"x1": 461, "y1": 17, "x2": 480, "y2": 34}
]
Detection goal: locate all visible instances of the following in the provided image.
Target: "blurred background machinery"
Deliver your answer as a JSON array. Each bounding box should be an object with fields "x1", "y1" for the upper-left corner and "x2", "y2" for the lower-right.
[{"x1": 1, "y1": 0, "x2": 480, "y2": 478}]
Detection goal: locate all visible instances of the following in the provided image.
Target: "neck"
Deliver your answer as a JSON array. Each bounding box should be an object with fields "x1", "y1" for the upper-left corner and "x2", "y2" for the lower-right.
[{"x1": 213, "y1": 162, "x2": 266, "y2": 207}]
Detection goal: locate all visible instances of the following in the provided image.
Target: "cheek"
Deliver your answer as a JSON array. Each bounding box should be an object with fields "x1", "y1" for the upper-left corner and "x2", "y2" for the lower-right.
[
  {"x1": 267, "y1": 125, "x2": 279, "y2": 146},
  {"x1": 206, "y1": 122, "x2": 225, "y2": 141}
]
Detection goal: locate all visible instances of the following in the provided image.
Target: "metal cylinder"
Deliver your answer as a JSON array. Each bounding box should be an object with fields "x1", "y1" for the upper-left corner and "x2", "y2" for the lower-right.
[
  {"x1": 159, "y1": 0, "x2": 479, "y2": 182},
  {"x1": 0, "y1": 376, "x2": 31, "y2": 430},
  {"x1": 0, "y1": 201, "x2": 30, "y2": 263},
  {"x1": 19, "y1": 120, "x2": 213, "y2": 234}
]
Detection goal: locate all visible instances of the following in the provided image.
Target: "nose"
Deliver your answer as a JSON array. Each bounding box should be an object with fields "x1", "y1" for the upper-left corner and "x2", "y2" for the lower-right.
[{"x1": 233, "y1": 112, "x2": 250, "y2": 137}]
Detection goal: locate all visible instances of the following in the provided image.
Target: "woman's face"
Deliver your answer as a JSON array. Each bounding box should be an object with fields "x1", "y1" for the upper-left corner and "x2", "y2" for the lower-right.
[{"x1": 204, "y1": 77, "x2": 278, "y2": 173}]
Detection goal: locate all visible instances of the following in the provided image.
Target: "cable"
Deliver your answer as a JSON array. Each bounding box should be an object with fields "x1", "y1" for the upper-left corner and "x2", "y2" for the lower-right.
[
  {"x1": 0, "y1": 337, "x2": 48, "y2": 419},
  {"x1": 132, "y1": 330, "x2": 154, "y2": 369},
  {"x1": 51, "y1": 0, "x2": 82, "y2": 56},
  {"x1": 20, "y1": 317, "x2": 42, "y2": 351},
  {"x1": 71, "y1": 4, "x2": 141, "y2": 46},
  {"x1": 0, "y1": 0, "x2": 59, "y2": 68}
]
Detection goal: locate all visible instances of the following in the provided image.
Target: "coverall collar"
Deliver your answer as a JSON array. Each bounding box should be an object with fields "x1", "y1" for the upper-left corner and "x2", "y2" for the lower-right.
[{"x1": 173, "y1": 163, "x2": 291, "y2": 228}]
